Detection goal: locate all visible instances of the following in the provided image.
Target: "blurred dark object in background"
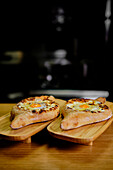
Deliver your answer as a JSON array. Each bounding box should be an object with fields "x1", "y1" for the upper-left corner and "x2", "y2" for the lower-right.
[{"x1": 0, "y1": 0, "x2": 113, "y2": 102}]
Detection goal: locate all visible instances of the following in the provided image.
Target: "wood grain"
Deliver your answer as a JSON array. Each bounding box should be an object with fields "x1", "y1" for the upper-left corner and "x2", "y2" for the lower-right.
[
  {"x1": 0, "y1": 112, "x2": 55, "y2": 141},
  {"x1": 47, "y1": 101, "x2": 113, "y2": 145}
]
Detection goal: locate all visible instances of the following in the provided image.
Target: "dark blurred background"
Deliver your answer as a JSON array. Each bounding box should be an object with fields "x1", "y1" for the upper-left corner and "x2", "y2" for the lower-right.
[{"x1": 0, "y1": 0, "x2": 113, "y2": 102}]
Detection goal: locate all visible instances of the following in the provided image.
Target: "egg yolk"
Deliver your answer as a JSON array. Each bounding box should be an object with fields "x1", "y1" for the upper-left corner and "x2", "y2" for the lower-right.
[
  {"x1": 31, "y1": 103, "x2": 42, "y2": 108},
  {"x1": 79, "y1": 104, "x2": 89, "y2": 109}
]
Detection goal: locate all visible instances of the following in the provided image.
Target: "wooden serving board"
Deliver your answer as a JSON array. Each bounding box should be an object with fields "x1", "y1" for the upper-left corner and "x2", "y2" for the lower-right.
[
  {"x1": 0, "y1": 112, "x2": 54, "y2": 143},
  {"x1": 47, "y1": 100, "x2": 113, "y2": 145},
  {"x1": 0, "y1": 99, "x2": 64, "y2": 143}
]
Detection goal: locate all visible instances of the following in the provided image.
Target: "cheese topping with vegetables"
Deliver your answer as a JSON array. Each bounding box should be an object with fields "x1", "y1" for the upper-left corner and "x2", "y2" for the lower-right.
[
  {"x1": 66, "y1": 98, "x2": 108, "y2": 113},
  {"x1": 17, "y1": 97, "x2": 59, "y2": 113}
]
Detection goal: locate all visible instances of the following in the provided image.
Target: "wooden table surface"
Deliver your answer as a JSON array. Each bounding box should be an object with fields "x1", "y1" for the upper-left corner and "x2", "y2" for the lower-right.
[{"x1": 0, "y1": 103, "x2": 113, "y2": 170}]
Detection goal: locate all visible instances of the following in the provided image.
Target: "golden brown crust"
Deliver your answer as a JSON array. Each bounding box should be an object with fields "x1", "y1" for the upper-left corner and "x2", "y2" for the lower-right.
[
  {"x1": 96, "y1": 97, "x2": 106, "y2": 104},
  {"x1": 10, "y1": 95, "x2": 59, "y2": 129},
  {"x1": 20, "y1": 95, "x2": 55, "y2": 104},
  {"x1": 67, "y1": 97, "x2": 106, "y2": 104},
  {"x1": 61, "y1": 97, "x2": 112, "y2": 130}
]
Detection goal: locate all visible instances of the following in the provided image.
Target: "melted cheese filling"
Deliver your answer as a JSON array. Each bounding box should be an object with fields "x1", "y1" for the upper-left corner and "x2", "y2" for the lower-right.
[
  {"x1": 66, "y1": 101, "x2": 104, "y2": 112},
  {"x1": 18, "y1": 99, "x2": 56, "y2": 111}
]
